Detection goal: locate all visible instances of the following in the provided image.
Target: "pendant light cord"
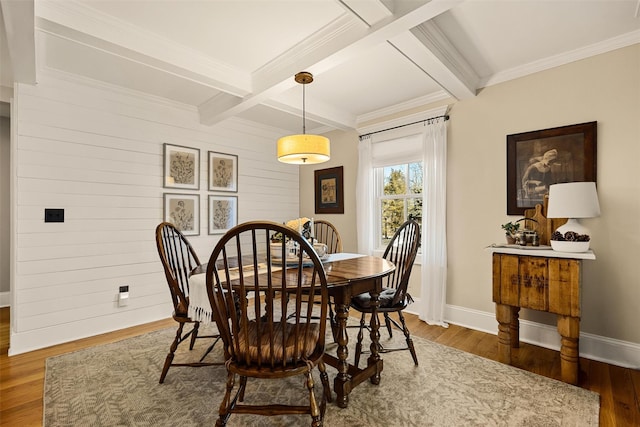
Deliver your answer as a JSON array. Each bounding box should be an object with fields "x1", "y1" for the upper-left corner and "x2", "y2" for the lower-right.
[{"x1": 302, "y1": 82, "x2": 306, "y2": 135}]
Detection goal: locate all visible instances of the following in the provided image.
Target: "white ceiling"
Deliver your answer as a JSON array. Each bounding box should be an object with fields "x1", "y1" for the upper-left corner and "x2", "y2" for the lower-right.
[{"x1": 1, "y1": 0, "x2": 640, "y2": 131}]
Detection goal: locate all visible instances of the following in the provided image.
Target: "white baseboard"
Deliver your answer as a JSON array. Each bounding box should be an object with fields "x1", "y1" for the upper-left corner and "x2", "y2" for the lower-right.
[
  {"x1": 443, "y1": 303, "x2": 640, "y2": 370},
  {"x1": 0, "y1": 291, "x2": 9, "y2": 308},
  {"x1": 5, "y1": 293, "x2": 639, "y2": 368}
]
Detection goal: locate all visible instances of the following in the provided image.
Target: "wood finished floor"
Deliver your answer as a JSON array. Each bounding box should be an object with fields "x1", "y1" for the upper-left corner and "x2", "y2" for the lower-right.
[{"x1": 1, "y1": 306, "x2": 638, "y2": 426}]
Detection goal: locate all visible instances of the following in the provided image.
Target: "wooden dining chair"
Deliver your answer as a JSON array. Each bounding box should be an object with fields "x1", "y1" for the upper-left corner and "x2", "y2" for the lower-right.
[
  {"x1": 313, "y1": 219, "x2": 343, "y2": 254},
  {"x1": 312, "y1": 220, "x2": 342, "y2": 327},
  {"x1": 351, "y1": 219, "x2": 421, "y2": 367},
  {"x1": 206, "y1": 221, "x2": 332, "y2": 427},
  {"x1": 155, "y1": 222, "x2": 222, "y2": 383}
]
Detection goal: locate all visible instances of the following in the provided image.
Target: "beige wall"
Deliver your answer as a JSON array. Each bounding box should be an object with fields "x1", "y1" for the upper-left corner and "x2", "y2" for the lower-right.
[
  {"x1": 299, "y1": 129, "x2": 360, "y2": 253},
  {"x1": 300, "y1": 44, "x2": 640, "y2": 345}
]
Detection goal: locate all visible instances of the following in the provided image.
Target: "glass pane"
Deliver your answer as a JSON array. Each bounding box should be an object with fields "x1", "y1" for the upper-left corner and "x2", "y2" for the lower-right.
[
  {"x1": 408, "y1": 198, "x2": 422, "y2": 227},
  {"x1": 408, "y1": 162, "x2": 423, "y2": 194},
  {"x1": 381, "y1": 199, "x2": 405, "y2": 246},
  {"x1": 383, "y1": 165, "x2": 407, "y2": 195}
]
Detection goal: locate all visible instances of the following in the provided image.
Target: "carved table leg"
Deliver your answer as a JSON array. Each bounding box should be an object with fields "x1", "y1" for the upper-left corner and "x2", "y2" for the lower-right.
[
  {"x1": 495, "y1": 303, "x2": 514, "y2": 364},
  {"x1": 510, "y1": 307, "x2": 520, "y2": 348},
  {"x1": 557, "y1": 315, "x2": 580, "y2": 385},
  {"x1": 333, "y1": 300, "x2": 351, "y2": 408},
  {"x1": 367, "y1": 289, "x2": 382, "y2": 385}
]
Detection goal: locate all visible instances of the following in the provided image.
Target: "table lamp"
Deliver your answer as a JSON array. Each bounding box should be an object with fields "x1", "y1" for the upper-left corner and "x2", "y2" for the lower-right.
[{"x1": 546, "y1": 182, "x2": 600, "y2": 252}]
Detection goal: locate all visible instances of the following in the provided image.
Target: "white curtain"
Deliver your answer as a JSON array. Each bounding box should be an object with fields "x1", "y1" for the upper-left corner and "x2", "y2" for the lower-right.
[
  {"x1": 356, "y1": 135, "x2": 374, "y2": 254},
  {"x1": 356, "y1": 115, "x2": 449, "y2": 327},
  {"x1": 419, "y1": 119, "x2": 449, "y2": 327}
]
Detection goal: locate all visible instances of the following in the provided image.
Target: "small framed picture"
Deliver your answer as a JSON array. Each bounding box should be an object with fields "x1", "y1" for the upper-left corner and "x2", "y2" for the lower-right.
[
  {"x1": 208, "y1": 151, "x2": 238, "y2": 192},
  {"x1": 163, "y1": 143, "x2": 200, "y2": 190},
  {"x1": 315, "y1": 166, "x2": 344, "y2": 214},
  {"x1": 163, "y1": 193, "x2": 200, "y2": 236},
  {"x1": 209, "y1": 195, "x2": 238, "y2": 234}
]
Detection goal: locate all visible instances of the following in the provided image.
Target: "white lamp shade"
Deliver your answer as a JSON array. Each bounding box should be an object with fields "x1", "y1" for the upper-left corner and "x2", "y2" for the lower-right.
[
  {"x1": 546, "y1": 182, "x2": 600, "y2": 219},
  {"x1": 277, "y1": 134, "x2": 330, "y2": 165}
]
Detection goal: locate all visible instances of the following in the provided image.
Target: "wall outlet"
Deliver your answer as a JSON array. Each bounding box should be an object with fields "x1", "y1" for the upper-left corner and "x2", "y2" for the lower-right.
[{"x1": 118, "y1": 285, "x2": 129, "y2": 307}]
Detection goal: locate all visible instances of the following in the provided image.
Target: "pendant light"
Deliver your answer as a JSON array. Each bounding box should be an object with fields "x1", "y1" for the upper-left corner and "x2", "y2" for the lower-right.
[{"x1": 277, "y1": 72, "x2": 330, "y2": 164}]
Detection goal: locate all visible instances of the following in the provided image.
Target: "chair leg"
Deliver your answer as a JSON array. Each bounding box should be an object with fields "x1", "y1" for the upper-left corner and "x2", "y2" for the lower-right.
[
  {"x1": 328, "y1": 299, "x2": 336, "y2": 330},
  {"x1": 398, "y1": 311, "x2": 418, "y2": 366},
  {"x1": 354, "y1": 312, "x2": 366, "y2": 368},
  {"x1": 305, "y1": 370, "x2": 322, "y2": 427},
  {"x1": 384, "y1": 313, "x2": 393, "y2": 338},
  {"x1": 159, "y1": 322, "x2": 184, "y2": 383},
  {"x1": 238, "y1": 376, "x2": 247, "y2": 402},
  {"x1": 217, "y1": 371, "x2": 235, "y2": 427},
  {"x1": 317, "y1": 360, "x2": 332, "y2": 403},
  {"x1": 189, "y1": 321, "x2": 200, "y2": 350}
]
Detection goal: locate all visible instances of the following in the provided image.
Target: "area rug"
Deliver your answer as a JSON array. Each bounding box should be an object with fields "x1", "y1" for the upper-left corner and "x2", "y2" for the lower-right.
[{"x1": 44, "y1": 323, "x2": 599, "y2": 426}]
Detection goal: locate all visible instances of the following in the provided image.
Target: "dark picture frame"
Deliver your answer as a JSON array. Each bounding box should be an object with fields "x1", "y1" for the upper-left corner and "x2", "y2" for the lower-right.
[
  {"x1": 163, "y1": 143, "x2": 200, "y2": 190},
  {"x1": 314, "y1": 166, "x2": 344, "y2": 214},
  {"x1": 208, "y1": 195, "x2": 238, "y2": 234},
  {"x1": 507, "y1": 121, "x2": 597, "y2": 215},
  {"x1": 208, "y1": 151, "x2": 238, "y2": 192},
  {"x1": 163, "y1": 193, "x2": 200, "y2": 236}
]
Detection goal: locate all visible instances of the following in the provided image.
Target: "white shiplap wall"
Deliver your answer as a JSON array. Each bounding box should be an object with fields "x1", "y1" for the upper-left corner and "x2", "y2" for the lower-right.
[{"x1": 10, "y1": 72, "x2": 299, "y2": 355}]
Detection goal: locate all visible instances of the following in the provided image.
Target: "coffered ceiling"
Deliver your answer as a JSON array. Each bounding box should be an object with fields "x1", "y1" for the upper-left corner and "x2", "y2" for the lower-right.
[{"x1": 2, "y1": 0, "x2": 640, "y2": 130}]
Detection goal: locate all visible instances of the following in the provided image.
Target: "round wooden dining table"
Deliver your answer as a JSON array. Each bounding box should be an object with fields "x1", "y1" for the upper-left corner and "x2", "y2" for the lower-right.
[{"x1": 189, "y1": 253, "x2": 395, "y2": 408}]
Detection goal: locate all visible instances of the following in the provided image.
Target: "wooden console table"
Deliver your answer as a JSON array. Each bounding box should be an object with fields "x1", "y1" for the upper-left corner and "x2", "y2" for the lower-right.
[{"x1": 488, "y1": 246, "x2": 595, "y2": 384}]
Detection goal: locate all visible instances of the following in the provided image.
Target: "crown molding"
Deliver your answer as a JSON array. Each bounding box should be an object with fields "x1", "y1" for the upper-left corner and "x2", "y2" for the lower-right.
[
  {"x1": 481, "y1": 30, "x2": 640, "y2": 88},
  {"x1": 357, "y1": 91, "x2": 451, "y2": 125}
]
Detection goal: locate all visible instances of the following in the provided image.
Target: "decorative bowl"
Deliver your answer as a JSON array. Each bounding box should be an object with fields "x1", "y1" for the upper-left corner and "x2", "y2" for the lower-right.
[{"x1": 550, "y1": 240, "x2": 590, "y2": 253}]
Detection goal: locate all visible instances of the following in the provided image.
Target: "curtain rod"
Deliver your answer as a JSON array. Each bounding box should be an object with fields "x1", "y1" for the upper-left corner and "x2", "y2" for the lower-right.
[{"x1": 359, "y1": 114, "x2": 449, "y2": 139}]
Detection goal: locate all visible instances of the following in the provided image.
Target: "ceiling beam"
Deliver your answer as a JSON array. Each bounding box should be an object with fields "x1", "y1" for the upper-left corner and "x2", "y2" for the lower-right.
[
  {"x1": 264, "y1": 90, "x2": 356, "y2": 131},
  {"x1": 347, "y1": 0, "x2": 477, "y2": 100},
  {"x1": 36, "y1": 0, "x2": 250, "y2": 96},
  {"x1": 198, "y1": 0, "x2": 465, "y2": 127},
  {"x1": 1, "y1": 0, "x2": 36, "y2": 84},
  {"x1": 394, "y1": 21, "x2": 478, "y2": 99}
]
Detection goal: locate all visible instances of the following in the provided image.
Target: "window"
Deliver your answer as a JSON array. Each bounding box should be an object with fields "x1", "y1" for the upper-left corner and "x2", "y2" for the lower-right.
[{"x1": 376, "y1": 162, "x2": 422, "y2": 249}]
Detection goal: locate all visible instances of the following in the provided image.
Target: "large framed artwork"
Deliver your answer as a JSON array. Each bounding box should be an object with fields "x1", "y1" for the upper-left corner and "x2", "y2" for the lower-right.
[
  {"x1": 209, "y1": 195, "x2": 238, "y2": 235},
  {"x1": 163, "y1": 143, "x2": 200, "y2": 190},
  {"x1": 208, "y1": 151, "x2": 238, "y2": 192},
  {"x1": 507, "y1": 121, "x2": 597, "y2": 215},
  {"x1": 164, "y1": 193, "x2": 200, "y2": 236},
  {"x1": 314, "y1": 166, "x2": 344, "y2": 214}
]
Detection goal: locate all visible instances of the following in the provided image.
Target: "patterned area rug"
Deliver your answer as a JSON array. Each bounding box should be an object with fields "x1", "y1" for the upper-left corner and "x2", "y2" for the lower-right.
[{"x1": 44, "y1": 323, "x2": 599, "y2": 426}]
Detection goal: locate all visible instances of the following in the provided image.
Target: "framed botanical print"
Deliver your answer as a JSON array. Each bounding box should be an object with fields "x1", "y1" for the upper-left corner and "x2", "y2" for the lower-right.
[
  {"x1": 314, "y1": 166, "x2": 344, "y2": 214},
  {"x1": 163, "y1": 143, "x2": 200, "y2": 190},
  {"x1": 208, "y1": 151, "x2": 238, "y2": 192},
  {"x1": 506, "y1": 122, "x2": 597, "y2": 215},
  {"x1": 209, "y1": 195, "x2": 238, "y2": 234},
  {"x1": 163, "y1": 193, "x2": 200, "y2": 236}
]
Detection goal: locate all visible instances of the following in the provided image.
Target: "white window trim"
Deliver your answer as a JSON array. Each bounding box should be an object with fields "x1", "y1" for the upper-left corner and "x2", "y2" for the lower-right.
[{"x1": 374, "y1": 163, "x2": 423, "y2": 252}]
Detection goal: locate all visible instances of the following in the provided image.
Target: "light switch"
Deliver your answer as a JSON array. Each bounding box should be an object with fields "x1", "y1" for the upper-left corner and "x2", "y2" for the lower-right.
[{"x1": 45, "y1": 208, "x2": 64, "y2": 223}]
